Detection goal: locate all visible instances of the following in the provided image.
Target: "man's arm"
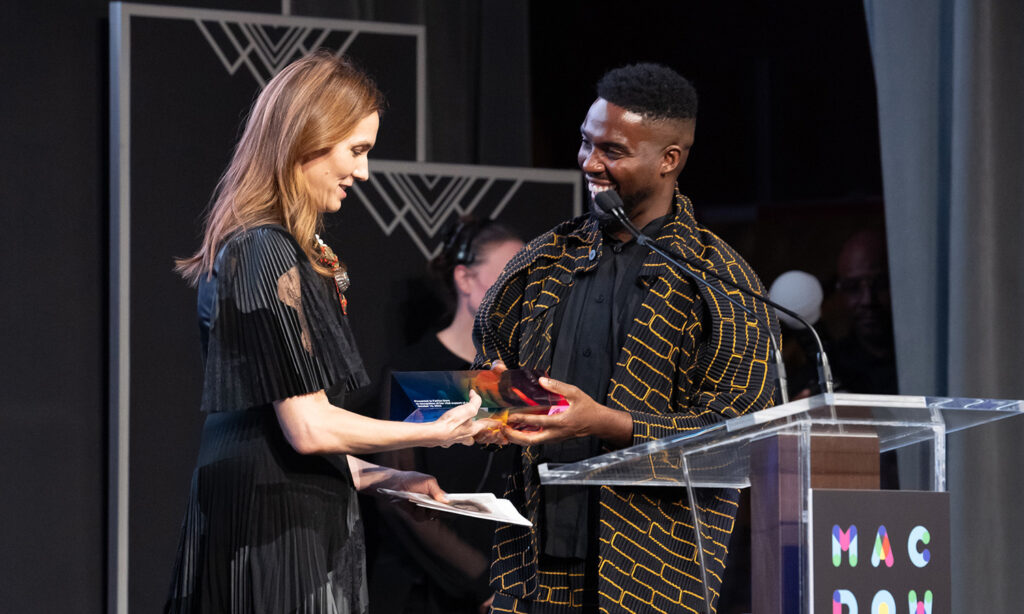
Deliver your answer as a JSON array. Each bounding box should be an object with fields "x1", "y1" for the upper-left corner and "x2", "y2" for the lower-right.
[
  {"x1": 503, "y1": 300, "x2": 777, "y2": 448},
  {"x1": 502, "y1": 339, "x2": 773, "y2": 449}
]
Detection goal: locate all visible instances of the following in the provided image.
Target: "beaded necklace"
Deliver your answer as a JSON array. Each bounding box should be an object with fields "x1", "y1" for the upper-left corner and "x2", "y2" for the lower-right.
[{"x1": 314, "y1": 234, "x2": 350, "y2": 315}]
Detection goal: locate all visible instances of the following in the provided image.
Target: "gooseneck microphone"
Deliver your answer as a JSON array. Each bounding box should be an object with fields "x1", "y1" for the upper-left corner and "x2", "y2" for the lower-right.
[{"x1": 595, "y1": 190, "x2": 835, "y2": 400}]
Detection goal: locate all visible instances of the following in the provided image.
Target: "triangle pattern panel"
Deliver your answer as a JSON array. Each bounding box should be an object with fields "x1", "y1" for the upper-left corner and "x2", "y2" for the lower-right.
[
  {"x1": 350, "y1": 171, "x2": 521, "y2": 260},
  {"x1": 195, "y1": 19, "x2": 346, "y2": 87}
]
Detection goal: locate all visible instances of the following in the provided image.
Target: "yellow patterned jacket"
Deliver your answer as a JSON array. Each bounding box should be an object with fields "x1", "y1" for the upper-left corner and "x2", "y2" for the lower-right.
[{"x1": 474, "y1": 190, "x2": 778, "y2": 613}]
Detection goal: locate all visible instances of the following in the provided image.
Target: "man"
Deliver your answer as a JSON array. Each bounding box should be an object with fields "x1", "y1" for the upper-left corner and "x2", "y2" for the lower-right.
[
  {"x1": 831, "y1": 228, "x2": 897, "y2": 394},
  {"x1": 473, "y1": 63, "x2": 778, "y2": 613}
]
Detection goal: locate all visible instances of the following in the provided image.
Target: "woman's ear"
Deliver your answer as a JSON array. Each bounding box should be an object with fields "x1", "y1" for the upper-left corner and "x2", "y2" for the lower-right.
[{"x1": 452, "y1": 264, "x2": 474, "y2": 296}]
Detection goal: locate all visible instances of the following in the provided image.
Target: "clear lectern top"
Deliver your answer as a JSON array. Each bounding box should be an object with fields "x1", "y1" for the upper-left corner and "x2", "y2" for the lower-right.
[{"x1": 539, "y1": 393, "x2": 1023, "y2": 493}]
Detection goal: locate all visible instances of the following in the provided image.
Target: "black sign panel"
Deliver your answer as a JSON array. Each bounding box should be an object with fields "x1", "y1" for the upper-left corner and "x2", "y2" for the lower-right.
[{"x1": 811, "y1": 489, "x2": 950, "y2": 613}]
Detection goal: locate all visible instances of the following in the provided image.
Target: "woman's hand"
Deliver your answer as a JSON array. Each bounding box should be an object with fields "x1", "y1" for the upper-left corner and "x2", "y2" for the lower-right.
[
  {"x1": 350, "y1": 457, "x2": 448, "y2": 504},
  {"x1": 474, "y1": 419, "x2": 510, "y2": 446},
  {"x1": 379, "y1": 468, "x2": 449, "y2": 503},
  {"x1": 430, "y1": 390, "x2": 487, "y2": 447},
  {"x1": 347, "y1": 457, "x2": 445, "y2": 501},
  {"x1": 472, "y1": 360, "x2": 511, "y2": 445}
]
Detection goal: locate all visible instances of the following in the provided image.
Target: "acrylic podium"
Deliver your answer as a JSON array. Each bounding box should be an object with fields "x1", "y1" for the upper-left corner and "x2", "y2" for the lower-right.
[{"x1": 538, "y1": 393, "x2": 1024, "y2": 614}]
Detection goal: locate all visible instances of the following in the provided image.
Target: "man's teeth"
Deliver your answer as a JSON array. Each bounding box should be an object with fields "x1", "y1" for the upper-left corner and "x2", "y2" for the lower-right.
[{"x1": 588, "y1": 184, "x2": 612, "y2": 195}]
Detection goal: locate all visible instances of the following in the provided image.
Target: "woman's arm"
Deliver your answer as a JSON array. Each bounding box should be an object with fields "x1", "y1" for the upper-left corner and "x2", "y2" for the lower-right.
[{"x1": 273, "y1": 389, "x2": 483, "y2": 455}]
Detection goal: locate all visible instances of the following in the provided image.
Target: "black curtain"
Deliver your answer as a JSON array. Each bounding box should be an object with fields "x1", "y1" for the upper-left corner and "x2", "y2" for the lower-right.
[{"x1": 293, "y1": 0, "x2": 532, "y2": 165}]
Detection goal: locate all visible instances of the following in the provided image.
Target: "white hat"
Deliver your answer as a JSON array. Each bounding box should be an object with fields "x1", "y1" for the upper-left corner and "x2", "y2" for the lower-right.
[{"x1": 769, "y1": 270, "x2": 823, "y2": 328}]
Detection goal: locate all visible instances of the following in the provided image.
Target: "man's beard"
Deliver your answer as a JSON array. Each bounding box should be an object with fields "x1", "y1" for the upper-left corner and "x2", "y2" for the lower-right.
[{"x1": 588, "y1": 186, "x2": 652, "y2": 226}]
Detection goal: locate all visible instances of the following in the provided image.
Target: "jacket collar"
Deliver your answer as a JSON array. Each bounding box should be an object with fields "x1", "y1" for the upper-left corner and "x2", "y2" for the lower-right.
[{"x1": 528, "y1": 188, "x2": 702, "y2": 279}]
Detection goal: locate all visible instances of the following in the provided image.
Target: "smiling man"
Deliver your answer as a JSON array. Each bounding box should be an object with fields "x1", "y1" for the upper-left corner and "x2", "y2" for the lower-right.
[{"x1": 474, "y1": 63, "x2": 778, "y2": 613}]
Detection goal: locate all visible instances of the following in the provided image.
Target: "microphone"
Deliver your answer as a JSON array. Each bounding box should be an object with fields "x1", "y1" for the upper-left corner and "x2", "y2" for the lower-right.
[{"x1": 595, "y1": 190, "x2": 835, "y2": 400}]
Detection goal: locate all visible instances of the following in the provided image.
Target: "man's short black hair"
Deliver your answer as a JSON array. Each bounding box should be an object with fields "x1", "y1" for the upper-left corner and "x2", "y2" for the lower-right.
[{"x1": 596, "y1": 62, "x2": 697, "y2": 122}]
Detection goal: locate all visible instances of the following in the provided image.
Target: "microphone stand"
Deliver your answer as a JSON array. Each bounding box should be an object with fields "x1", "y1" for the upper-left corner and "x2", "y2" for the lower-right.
[
  {"x1": 663, "y1": 245, "x2": 835, "y2": 397},
  {"x1": 597, "y1": 198, "x2": 790, "y2": 404},
  {"x1": 596, "y1": 191, "x2": 835, "y2": 400}
]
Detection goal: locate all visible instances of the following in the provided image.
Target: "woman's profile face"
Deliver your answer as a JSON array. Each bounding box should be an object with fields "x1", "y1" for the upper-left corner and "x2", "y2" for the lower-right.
[
  {"x1": 300, "y1": 111, "x2": 379, "y2": 213},
  {"x1": 461, "y1": 239, "x2": 524, "y2": 315}
]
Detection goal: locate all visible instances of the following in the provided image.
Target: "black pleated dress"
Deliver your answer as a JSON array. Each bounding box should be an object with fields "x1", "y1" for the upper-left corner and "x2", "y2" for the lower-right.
[{"x1": 165, "y1": 225, "x2": 371, "y2": 614}]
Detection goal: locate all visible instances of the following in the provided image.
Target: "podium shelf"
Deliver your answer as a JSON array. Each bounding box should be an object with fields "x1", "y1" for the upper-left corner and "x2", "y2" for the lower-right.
[{"x1": 539, "y1": 393, "x2": 1024, "y2": 488}]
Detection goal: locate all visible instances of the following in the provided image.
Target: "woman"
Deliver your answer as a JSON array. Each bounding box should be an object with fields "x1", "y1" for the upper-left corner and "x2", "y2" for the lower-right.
[
  {"x1": 166, "y1": 51, "x2": 486, "y2": 613},
  {"x1": 432, "y1": 218, "x2": 525, "y2": 366},
  {"x1": 370, "y1": 218, "x2": 523, "y2": 614}
]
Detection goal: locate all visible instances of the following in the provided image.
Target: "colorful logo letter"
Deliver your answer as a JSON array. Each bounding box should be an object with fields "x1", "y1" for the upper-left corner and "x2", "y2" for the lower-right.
[
  {"x1": 871, "y1": 525, "x2": 894, "y2": 568},
  {"x1": 908, "y1": 590, "x2": 933, "y2": 614},
  {"x1": 833, "y1": 589, "x2": 858, "y2": 614},
  {"x1": 870, "y1": 590, "x2": 896, "y2": 614},
  {"x1": 908, "y1": 525, "x2": 931, "y2": 568},
  {"x1": 832, "y1": 525, "x2": 858, "y2": 567}
]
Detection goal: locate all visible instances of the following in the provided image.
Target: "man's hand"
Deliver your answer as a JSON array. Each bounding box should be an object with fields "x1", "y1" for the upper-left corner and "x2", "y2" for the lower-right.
[{"x1": 501, "y1": 377, "x2": 633, "y2": 448}]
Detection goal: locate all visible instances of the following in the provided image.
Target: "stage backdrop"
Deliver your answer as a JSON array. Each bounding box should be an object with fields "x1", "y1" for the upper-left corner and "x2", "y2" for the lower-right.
[{"x1": 109, "y1": 4, "x2": 580, "y2": 612}]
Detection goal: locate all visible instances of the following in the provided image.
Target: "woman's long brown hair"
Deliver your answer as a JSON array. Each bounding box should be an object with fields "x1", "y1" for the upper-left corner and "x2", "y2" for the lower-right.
[{"x1": 175, "y1": 50, "x2": 384, "y2": 284}]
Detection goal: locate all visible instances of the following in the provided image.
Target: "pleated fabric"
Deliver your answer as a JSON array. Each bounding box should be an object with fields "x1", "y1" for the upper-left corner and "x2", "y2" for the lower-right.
[
  {"x1": 201, "y1": 225, "x2": 369, "y2": 414},
  {"x1": 166, "y1": 225, "x2": 370, "y2": 613},
  {"x1": 165, "y1": 410, "x2": 367, "y2": 614}
]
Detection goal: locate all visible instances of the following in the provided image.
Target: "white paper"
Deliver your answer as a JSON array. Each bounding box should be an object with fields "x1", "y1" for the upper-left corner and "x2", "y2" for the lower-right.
[{"x1": 378, "y1": 489, "x2": 531, "y2": 527}]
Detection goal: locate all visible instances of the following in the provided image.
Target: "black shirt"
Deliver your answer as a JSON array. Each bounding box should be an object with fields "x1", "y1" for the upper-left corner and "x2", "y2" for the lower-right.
[{"x1": 541, "y1": 215, "x2": 667, "y2": 558}]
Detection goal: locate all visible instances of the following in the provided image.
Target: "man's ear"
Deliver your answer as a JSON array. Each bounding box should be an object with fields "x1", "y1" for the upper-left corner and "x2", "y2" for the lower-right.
[
  {"x1": 661, "y1": 145, "x2": 683, "y2": 176},
  {"x1": 452, "y1": 264, "x2": 473, "y2": 295},
  {"x1": 662, "y1": 119, "x2": 696, "y2": 177}
]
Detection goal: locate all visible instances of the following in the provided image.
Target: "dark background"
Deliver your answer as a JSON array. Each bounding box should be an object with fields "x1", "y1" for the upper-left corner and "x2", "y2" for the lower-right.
[{"x1": 0, "y1": 0, "x2": 882, "y2": 611}]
